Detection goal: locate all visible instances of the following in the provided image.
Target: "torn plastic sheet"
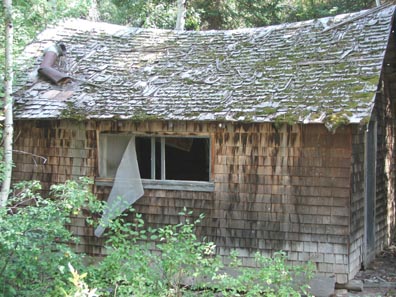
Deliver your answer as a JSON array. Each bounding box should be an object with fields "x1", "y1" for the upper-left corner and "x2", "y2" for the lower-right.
[{"x1": 95, "y1": 137, "x2": 144, "y2": 237}]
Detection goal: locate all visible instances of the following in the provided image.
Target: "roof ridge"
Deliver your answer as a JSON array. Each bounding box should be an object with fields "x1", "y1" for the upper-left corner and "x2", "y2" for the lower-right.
[{"x1": 322, "y1": 3, "x2": 395, "y2": 32}]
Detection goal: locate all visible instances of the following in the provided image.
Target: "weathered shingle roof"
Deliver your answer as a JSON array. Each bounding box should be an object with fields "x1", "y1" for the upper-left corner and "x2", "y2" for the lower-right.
[{"x1": 14, "y1": 5, "x2": 395, "y2": 128}]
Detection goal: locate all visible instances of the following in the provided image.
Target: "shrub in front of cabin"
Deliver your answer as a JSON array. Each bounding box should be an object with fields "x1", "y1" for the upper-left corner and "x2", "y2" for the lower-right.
[{"x1": 0, "y1": 178, "x2": 101, "y2": 296}]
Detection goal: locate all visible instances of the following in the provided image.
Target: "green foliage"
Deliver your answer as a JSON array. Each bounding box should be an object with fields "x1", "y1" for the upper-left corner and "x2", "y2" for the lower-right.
[
  {"x1": 0, "y1": 178, "x2": 101, "y2": 296},
  {"x1": 62, "y1": 263, "x2": 98, "y2": 297},
  {"x1": 88, "y1": 207, "x2": 221, "y2": 296},
  {"x1": 232, "y1": 0, "x2": 285, "y2": 27},
  {"x1": 282, "y1": 0, "x2": 372, "y2": 23},
  {"x1": 96, "y1": 0, "x2": 201, "y2": 30},
  {"x1": 215, "y1": 250, "x2": 315, "y2": 296},
  {"x1": 95, "y1": 0, "x2": 372, "y2": 30},
  {"x1": 155, "y1": 209, "x2": 220, "y2": 294},
  {"x1": 11, "y1": 0, "x2": 89, "y2": 47},
  {"x1": 196, "y1": 0, "x2": 373, "y2": 29},
  {"x1": 191, "y1": 0, "x2": 285, "y2": 29},
  {"x1": 97, "y1": 0, "x2": 178, "y2": 28},
  {"x1": 86, "y1": 207, "x2": 315, "y2": 296},
  {"x1": 0, "y1": 177, "x2": 314, "y2": 296}
]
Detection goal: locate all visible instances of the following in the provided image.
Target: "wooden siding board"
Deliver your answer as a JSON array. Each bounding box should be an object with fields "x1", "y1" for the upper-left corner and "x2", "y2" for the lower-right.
[
  {"x1": 371, "y1": 42, "x2": 396, "y2": 267},
  {"x1": 210, "y1": 123, "x2": 353, "y2": 281},
  {"x1": 13, "y1": 120, "x2": 97, "y2": 192},
  {"x1": 13, "y1": 120, "x2": 360, "y2": 282}
]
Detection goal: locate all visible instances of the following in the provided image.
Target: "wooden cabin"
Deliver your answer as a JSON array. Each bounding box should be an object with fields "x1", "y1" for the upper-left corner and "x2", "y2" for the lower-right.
[{"x1": 12, "y1": 5, "x2": 396, "y2": 283}]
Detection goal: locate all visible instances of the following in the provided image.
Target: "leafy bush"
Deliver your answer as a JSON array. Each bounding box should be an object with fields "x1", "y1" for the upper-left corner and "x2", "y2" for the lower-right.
[
  {"x1": 88, "y1": 208, "x2": 221, "y2": 296},
  {"x1": 0, "y1": 178, "x2": 101, "y2": 296},
  {"x1": 87, "y1": 207, "x2": 314, "y2": 296},
  {"x1": 0, "y1": 178, "x2": 314, "y2": 296},
  {"x1": 215, "y1": 250, "x2": 315, "y2": 296},
  {"x1": 62, "y1": 263, "x2": 98, "y2": 297}
]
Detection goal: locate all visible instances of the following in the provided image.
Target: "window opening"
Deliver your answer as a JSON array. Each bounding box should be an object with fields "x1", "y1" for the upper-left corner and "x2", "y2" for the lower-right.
[
  {"x1": 96, "y1": 134, "x2": 212, "y2": 236},
  {"x1": 134, "y1": 136, "x2": 210, "y2": 182},
  {"x1": 101, "y1": 134, "x2": 210, "y2": 182},
  {"x1": 165, "y1": 137, "x2": 209, "y2": 181},
  {"x1": 135, "y1": 136, "x2": 151, "y2": 179}
]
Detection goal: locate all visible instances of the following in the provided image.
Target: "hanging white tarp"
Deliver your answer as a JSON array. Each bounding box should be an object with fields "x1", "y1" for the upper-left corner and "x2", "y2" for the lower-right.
[{"x1": 95, "y1": 137, "x2": 144, "y2": 237}]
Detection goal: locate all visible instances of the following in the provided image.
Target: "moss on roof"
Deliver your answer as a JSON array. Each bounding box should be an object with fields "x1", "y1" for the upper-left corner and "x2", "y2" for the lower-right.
[{"x1": 13, "y1": 5, "x2": 395, "y2": 130}]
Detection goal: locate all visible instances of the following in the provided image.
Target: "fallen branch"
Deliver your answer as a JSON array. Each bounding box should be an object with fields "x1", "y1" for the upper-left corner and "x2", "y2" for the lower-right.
[{"x1": 13, "y1": 150, "x2": 47, "y2": 165}]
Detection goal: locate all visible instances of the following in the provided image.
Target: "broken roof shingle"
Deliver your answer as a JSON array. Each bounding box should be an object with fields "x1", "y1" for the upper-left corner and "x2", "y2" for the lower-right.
[{"x1": 14, "y1": 5, "x2": 395, "y2": 127}]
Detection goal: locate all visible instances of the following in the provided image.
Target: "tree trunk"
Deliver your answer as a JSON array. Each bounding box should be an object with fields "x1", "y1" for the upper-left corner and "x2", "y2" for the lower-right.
[
  {"x1": 1, "y1": 0, "x2": 14, "y2": 207},
  {"x1": 88, "y1": 0, "x2": 100, "y2": 21},
  {"x1": 175, "y1": 0, "x2": 186, "y2": 30}
]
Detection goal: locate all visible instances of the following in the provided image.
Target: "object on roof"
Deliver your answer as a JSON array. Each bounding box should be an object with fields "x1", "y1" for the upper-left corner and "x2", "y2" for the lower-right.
[{"x1": 38, "y1": 43, "x2": 71, "y2": 85}]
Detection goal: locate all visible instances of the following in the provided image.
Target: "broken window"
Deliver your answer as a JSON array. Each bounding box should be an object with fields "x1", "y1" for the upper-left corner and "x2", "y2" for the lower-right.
[
  {"x1": 99, "y1": 134, "x2": 210, "y2": 182},
  {"x1": 96, "y1": 134, "x2": 212, "y2": 236}
]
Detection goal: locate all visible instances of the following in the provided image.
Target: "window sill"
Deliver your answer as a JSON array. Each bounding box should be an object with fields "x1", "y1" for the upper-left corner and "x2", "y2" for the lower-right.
[{"x1": 95, "y1": 178, "x2": 215, "y2": 192}]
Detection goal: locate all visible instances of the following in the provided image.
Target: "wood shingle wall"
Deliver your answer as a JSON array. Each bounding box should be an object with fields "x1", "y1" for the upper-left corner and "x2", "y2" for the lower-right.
[
  {"x1": 350, "y1": 125, "x2": 365, "y2": 277},
  {"x1": 375, "y1": 89, "x2": 395, "y2": 254},
  {"x1": 212, "y1": 123, "x2": 352, "y2": 283},
  {"x1": 11, "y1": 119, "x2": 395, "y2": 282},
  {"x1": 13, "y1": 120, "x2": 96, "y2": 188}
]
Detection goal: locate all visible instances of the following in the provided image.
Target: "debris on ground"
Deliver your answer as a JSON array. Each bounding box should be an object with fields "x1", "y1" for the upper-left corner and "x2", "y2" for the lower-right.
[{"x1": 345, "y1": 240, "x2": 396, "y2": 297}]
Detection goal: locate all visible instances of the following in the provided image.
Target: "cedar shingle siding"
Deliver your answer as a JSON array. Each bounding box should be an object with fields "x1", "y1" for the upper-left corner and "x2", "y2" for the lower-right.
[{"x1": 12, "y1": 5, "x2": 396, "y2": 282}]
